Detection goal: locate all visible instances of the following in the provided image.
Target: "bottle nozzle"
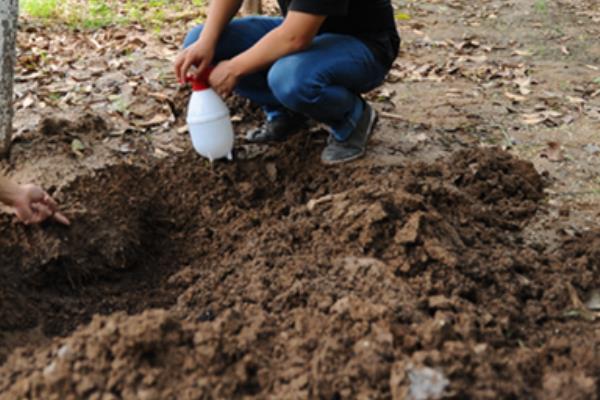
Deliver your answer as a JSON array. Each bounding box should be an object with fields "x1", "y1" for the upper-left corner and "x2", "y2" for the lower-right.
[{"x1": 186, "y1": 67, "x2": 214, "y2": 91}]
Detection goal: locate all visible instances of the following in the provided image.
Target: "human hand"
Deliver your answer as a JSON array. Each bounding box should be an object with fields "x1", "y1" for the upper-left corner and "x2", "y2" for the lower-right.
[
  {"x1": 209, "y1": 60, "x2": 241, "y2": 98},
  {"x1": 12, "y1": 184, "x2": 70, "y2": 226},
  {"x1": 174, "y1": 41, "x2": 215, "y2": 84}
]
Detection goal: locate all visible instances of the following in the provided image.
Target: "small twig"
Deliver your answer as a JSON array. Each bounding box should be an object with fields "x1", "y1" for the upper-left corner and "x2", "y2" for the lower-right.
[
  {"x1": 380, "y1": 111, "x2": 406, "y2": 121},
  {"x1": 550, "y1": 190, "x2": 600, "y2": 197}
]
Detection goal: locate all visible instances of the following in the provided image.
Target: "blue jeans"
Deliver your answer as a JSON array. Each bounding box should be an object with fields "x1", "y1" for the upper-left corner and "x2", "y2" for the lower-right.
[{"x1": 183, "y1": 17, "x2": 388, "y2": 141}]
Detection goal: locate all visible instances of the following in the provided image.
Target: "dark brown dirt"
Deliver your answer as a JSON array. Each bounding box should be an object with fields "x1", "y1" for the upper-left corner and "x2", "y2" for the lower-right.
[{"x1": 1, "y1": 134, "x2": 598, "y2": 399}]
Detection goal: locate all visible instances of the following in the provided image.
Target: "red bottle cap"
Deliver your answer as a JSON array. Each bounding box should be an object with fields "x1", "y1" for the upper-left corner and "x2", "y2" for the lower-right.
[{"x1": 186, "y1": 67, "x2": 213, "y2": 91}]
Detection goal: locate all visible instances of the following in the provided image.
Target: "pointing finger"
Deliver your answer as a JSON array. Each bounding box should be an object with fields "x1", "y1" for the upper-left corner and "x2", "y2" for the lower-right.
[
  {"x1": 175, "y1": 53, "x2": 187, "y2": 83},
  {"x1": 52, "y1": 212, "x2": 71, "y2": 226},
  {"x1": 181, "y1": 56, "x2": 194, "y2": 83},
  {"x1": 42, "y1": 193, "x2": 58, "y2": 210}
]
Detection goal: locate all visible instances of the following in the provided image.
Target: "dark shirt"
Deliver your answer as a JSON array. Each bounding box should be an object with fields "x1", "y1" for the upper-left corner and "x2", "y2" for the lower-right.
[{"x1": 277, "y1": 0, "x2": 400, "y2": 69}]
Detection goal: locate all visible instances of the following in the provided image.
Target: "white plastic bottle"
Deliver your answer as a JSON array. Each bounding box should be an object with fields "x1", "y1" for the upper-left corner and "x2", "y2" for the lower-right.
[{"x1": 186, "y1": 69, "x2": 234, "y2": 162}]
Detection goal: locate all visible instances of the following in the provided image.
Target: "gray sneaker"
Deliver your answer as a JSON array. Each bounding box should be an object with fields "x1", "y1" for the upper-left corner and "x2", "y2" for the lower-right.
[
  {"x1": 246, "y1": 112, "x2": 306, "y2": 143},
  {"x1": 321, "y1": 101, "x2": 378, "y2": 165}
]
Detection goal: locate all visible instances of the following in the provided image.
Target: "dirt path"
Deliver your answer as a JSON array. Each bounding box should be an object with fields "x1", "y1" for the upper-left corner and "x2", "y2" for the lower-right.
[{"x1": 0, "y1": 1, "x2": 599, "y2": 399}]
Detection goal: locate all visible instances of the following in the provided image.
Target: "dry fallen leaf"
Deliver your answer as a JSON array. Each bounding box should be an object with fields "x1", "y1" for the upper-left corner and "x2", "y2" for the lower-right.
[
  {"x1": 540, "y1": 141, "x2": 565, "y2": 162},
  {"x1": 414, "y1": 133, "x2": 429, "y2": 142},
  {"x1": 521, "y1": 112, "x2": 547, "y2": 125},
  {"x1": 22, "y1": 94, "x2": 35, "y2": 109},
  {"x1": 153, "y1": 147, "x2": 169, "y2": 159},
  {"x1": 177, "y1": 125, "x2": 188, "y2": 135},
  {"x1": 514, "y1": 76, "x2": 532, "y2": 95},
  {"x1": 133, "y1": 114, "x2": 170, "y2": 128},
  {"x1": 513, "y1": 49, "x2": 533, "y2": 57},
  {"x1": 566, "y1": 96, "x2": 585, "y2": 105},
  {"x1": 504, "y1": 91, "x2": 527, "y2": 102}
]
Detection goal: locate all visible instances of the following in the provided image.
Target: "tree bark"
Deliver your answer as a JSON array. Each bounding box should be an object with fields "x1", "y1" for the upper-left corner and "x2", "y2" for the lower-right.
[
  {"x1": 0, "y1": 0, "x2": 18, "y2": 157},
  {"x1": 242, "y1": 0, "x2": 261, "y2": 15}
]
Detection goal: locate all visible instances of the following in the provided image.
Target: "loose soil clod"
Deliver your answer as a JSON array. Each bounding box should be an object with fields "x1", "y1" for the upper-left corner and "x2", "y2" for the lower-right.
[{"x1": 1, "y1": 141, "x2": 598, "y2": 399}]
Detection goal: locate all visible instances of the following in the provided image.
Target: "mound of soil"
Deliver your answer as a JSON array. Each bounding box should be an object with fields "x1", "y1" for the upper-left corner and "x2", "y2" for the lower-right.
[{"x1": 0, "y1": 142, "x2": 598, "y2": 399}]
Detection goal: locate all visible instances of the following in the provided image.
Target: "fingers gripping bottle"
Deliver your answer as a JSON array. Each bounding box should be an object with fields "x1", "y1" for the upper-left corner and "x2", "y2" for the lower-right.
[{"x1": 186, "y1": 68, "x2": 234, "y2": 162}]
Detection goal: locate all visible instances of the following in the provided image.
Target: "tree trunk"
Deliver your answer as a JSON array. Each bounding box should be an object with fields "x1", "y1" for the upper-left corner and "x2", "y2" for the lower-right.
[
  {"x1": 0, "y1": 0, "x2": 18, "y2": 157},
  {"x1": 242, "y1": 0, "x2": 261, "y2": 15}
]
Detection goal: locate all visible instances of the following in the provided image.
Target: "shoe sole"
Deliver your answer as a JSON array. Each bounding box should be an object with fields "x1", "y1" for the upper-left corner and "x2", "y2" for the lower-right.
[
  {"x1": 321, "y1": 107, "x2": 378, "y2": 166},
  {"x1": 245, "y1": 133, "x2": 289, "y2": 144},
  {"x1": 245, "y1": 120, "x2": 308, "y2": 144}
]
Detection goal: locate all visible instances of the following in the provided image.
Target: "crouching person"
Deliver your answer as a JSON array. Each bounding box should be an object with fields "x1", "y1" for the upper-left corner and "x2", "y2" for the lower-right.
[{"x1": 175, "y1": 0, "x2": 400, "y2": 164}]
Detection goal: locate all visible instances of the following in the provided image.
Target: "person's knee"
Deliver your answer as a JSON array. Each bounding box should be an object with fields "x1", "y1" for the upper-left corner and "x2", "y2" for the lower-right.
[
  {"x1": 183, "y1": 25, "x2": 204, "y2": 49},
  {"x1": 268, "y1": 56, "x2": 321, "y2": 112}
]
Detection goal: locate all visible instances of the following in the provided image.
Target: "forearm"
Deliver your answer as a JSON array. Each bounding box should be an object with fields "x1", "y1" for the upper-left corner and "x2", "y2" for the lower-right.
[
  {"x1": 199, "y1": 0, "x2": 244, "y2": 47},
  {"x1": 230, "y1": 27, "x2": 307, "y2": 76},
  {"x1": 205, "y1": 11, "x2": 324, "y2": 96},
  {"x1": 229, "y1": 11, "x2": 325, "y2": 77},
  {"x1": 0, "y1": 175, "x2": 21, "y2": 206}
]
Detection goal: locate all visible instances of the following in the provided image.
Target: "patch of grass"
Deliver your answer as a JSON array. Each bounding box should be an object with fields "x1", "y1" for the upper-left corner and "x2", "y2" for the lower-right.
[
  {"x1": 593, "y1": 77, "x2": 600, "y2": 85},
  {"x1": 80, "y1": 0, "x2": 120, "y2": 29},
  {"x1": 20, "y1": 0, "x2": 59, "y2": 19},
  {"x1": 123, "y1": 0, "x2": 169, "y2": 27},
  {"x1": 20, "y1": 0, "x2": 205, "y2": 30},
  {"x1": 534, "y1": 0, "x2": 548, "y2": 14},
  {"x1": 394, "y1": 11, "x2": 411, "y2": 21},
  {"x1": 21, "y1": 0, "x2": 119, "y2": 28},
  {"x1": 47, "y1": 92, "x2": 65, "y2": 103}
]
